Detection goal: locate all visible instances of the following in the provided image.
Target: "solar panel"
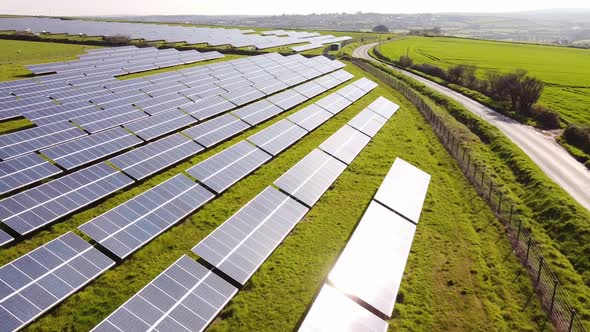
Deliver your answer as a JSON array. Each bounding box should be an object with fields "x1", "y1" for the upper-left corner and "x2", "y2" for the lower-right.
[
  {"x1": 40, "y1": 127, "x2": 143, "y2": 170},
  {"x1": 79, "y1": 174, "x2": 214, "y2": 259},
  {"x1": 0, "y1": 153, "x2": 62, "y2": 195},
  {"x1": 287, "y1": 104, "x2": 333, "y2": 132},
  {"x1": 366, "y1": 96, "x2": 400, "y2": 120},
  {"x1": 314, "y1": 93, "x2": 352, "y2": 115},
  {"x1": 72, "y1": 105, "x2": 148, "y2": 134},
  {"x1": 298, "y1": 284, "x2": 388, "y2": 332},
  {"x1": 247, "y1": 119, "x2": 307, "y2": 156},
  {"x1": 328, "y1": 201, "x2": 416, "y2": 318},
  {"x1": 252, "y1": 78, "x2": 288, "y2": 95},
  {"x1": 329, "y1": 69, "x2": 355, "y2": 83},
  {"x1": 180, "y1": 96, "x2": 236, "y2": 121},
  {"x1": 91, "y1": 255, "x2": 237, "y2": 332},
  {"x1": 0, "y1": 163, "x2": 134, "y2": 236},
  {"x1": 182, "y1": 114, "x2": 250, "y2": 148},
  {"x1": 186, "y1": 141, "x2": 271, "y2": 194},
  {"x1": 274, "y1": 149, "x2": 346, "y2": 207},
  {"x1": 347, "y1": 109, "x2": 388, "y2": 138},
  {"x1": 124, "y1": 109, "x2": 197, "y2": 141},
  {"x1": 0, "y1": 229, "x2": 13, "y2": 247},
  {"x1": 220, "y1": 86, "x2": 265, "y2": 106},
  {"x1": 231, "y1": 99, "x2": 283, "y2": 126},
  {"x1": 313, "y1": 73, "x2": 345, "y2": 90},
  {"x1": 0, "y1": 122, "x2": 87, "y2": 160},
  {"x1": 110, "y1": 133, "x2": 204, "y2": 181},
  {"x1": 353, "y1": 77, "x2": 379, "y2": 92},
  {"x1": 266, "y1": 89, "x2": 307, "y2": 110},
  {"x1": 134, "y1": 95, "x2": 193, "y2": 116},
  {"x1": 0, "y1": 232, "x2": 115, "y2": 332},
  {"x1": 192, "y1": 186, "x2": 308, "y2": 285},
  {"x1": 373, "y1": 158, "x2": 431, "y2": 224},
  {"x1": 319, "y1": 125, "x2": 371, "y2": 165}
]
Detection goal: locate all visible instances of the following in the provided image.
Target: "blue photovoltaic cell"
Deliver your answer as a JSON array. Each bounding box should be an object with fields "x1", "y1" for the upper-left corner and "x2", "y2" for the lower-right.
[
  {"x1": 0, "y1": 122, "x2": 87, "y2": 160},
  {"x1": 180, "y1": 96, "x2": 236, "y2": 121},
  {"x1": 186, "y1": 141, "x2": 271, "y2": 194},
  {"x1": 124, "y1": 109, "x2": 198, "y2": 141},
  {"x1": 0, "y1": 232, "x2": 115, "y2": 332},
  {"x1": 182, "y1": 114, "x2": 250, "y2": 148},
  {"x1": 0, "y1": 163, "x2": 134, "y2": 236},
  {"x1": 40, "y1": 127, "x2": 143, "y2": 170},
  {"x1": 220, "y1": 86, "x2": 265, "y2": 106},
  {"x1": 231, "y1": 99, "x2": 283, "y2": 126},
  {"x1": 0, "y1": 153, "x2": 62, "y2": 195},
  {"x1": 79, "y1": 174, "x2": 214, "y2": 259},
  {"x1": 109, "y1": 133, "x2": 204, "y2": 181},
  {"x1": 91, "y1": 255, "x2": 237, "y2": 332},
  {"x1": 266, "y1": 89, "x2": 307, "y2": 110},
  {"x1": 247, "y1": 119, "x2": 307, "y2": 156},
  {"x1": 0, "y1": 229, "x2": 13, "y2": 247},
  {"x1": 193, "y1": 186, "x2": 309, "y2": 285},
  {"x1": 72, "y1": 105, "x2": 148, "y2": 133}
]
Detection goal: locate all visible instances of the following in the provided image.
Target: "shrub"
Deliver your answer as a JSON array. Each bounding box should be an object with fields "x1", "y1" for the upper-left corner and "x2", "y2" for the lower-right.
[
  {"x1": 412, "y1": 63, "x2": 447, "y2": 80},
  {"x1": 398, "y1": 55, "x2": 413, "y2": 68},
  {"x1": 531, "y1": 105, "x2": 561, "y2": 129},
  {"x1": 563, "y1": 124, "x2": 590, "y2": 154},
  {"x1": 103, "y1": 34, "x2": 131, "y2": 44}
]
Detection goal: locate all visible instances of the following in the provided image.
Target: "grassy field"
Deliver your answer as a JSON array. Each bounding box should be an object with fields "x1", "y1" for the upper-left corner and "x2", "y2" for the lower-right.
[
  {"x1": 379, "y1": 36, "x2": 590, "y2": 126},
  {"x1": 0, "y1": 47, "x2": 548, "y2": 331}
]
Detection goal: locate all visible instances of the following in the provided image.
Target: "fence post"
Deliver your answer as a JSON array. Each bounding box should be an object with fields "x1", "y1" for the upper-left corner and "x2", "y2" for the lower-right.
[
  {"x1": 488, "y1": 181, "x2": 493, "y2": 201},
  {"x1": 549, "y1": 279, "x2": 558, "y2": 318},
  {"x1": 568, "y1": 309, "x2": 576, "y2": 332},
  {"x1": 516, "y1": 220, "x2": 522, "y2": 243},
  {"x1": 508, "y1": 205, "x2": 514, "y2": 225},
  {"x1": 535, "y1": 257, "x2": 544, "y2": 288},
  {"x1": 480, "y1": 170, "x2": 485, "y2": 188},
  {"x1": 497, "y1": 192, "x2": 503, "y2": 215},
  {"x1": 525, "y1": 237, "x2": 532, "y2": 264}
]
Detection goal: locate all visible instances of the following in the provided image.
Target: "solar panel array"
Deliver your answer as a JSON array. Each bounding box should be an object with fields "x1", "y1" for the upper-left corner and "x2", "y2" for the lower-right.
[
  {"x1": 0, "y1": 232, "x2": 115, "y2": 332},
  {"x1": 91, "y1": 255, "x2": 237, "y2": 332},
  {"x1": 0, "y1": 229, "x2": 13, "y2": 247},
  {"x1": 0, "y1": 153, "x2": 62, "y2": 195},
  {"x1": 0, "y1": 17, "x2": 349, "y2": 49},
  {"x1": 79, "y1": 174, "x2": 214, "y2": 259},
  {"x1": 299, "y1": 157, "x2": 431, "y2": 330},
  {"x1": 0, "y1": 163, "x2": 134, "y2": 235}
]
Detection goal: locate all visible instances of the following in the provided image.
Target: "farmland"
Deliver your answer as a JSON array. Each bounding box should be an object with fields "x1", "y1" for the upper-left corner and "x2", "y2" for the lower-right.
[
  {"x1": 0, "y1": 38, "x2": 549, "y2": 331},
  {"x1": 378, "y1": 36, "x2": 590, "y2": 126}
]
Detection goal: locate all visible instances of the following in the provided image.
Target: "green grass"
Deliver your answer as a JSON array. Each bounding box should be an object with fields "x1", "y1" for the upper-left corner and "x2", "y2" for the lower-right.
[
  {"x1": 0, "y1": 39, "x2": 100, "y2": 81},
  {"x1": 0, "y1": 57, "x2": 547, "y2": 331},
  {"x1": 379, "y1": 36, "x2": 590, "y2": 126}
]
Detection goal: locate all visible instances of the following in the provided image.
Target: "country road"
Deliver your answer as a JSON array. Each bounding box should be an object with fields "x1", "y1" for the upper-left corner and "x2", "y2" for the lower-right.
[{"x1": 353, "y1": 43, "x2": 590, "y2": 211}]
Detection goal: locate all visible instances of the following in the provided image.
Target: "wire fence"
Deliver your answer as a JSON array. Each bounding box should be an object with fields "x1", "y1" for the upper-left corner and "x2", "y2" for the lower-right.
[{"x1": 351, "y1": 58, "x2": 588, "y2": 332}]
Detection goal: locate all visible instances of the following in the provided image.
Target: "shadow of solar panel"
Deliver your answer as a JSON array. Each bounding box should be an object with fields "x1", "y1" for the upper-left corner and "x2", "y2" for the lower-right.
[
  {"x1": 287, "y1": 104, "x2": 333, "y2": 132},
  {"x1": 110, "y1": 133, "x2": 203, "y2": 181},
  {"x1": 328, "y1": 201, "x2": 417, "y2": 318},
  {"x1": 0, "y1": 163, "x2": 134, "y2": 236},
  {"x1": 274, "y1": 149, "x2": 346, "y2": 207},
  {"x1": 0, "y1": 153, "x2": 62, "y2": 195},
  {"x1": 0, "y1": 229, "x2": 13, "y2": 247},
  {"x1": 314, "y1": 93, "x2": 352, "y2": 115},
  {"x1": 366, "y1": 97, "x2": 400, "y2": 120},
  {"x1": 373, "y1": 158, "x2": 431, "y2": 224},
  {"x1": 319, "y1": 125, "x2": 371, "y2": 165},
  {"x1": 41, "y1": 127, "x2": 143, "y2": 170},
  {"x1": 247, "y1": 119, "x2": 307, "y2": 156},
  {"x1": 0, "y1": 122, "x2": 87, "y2": 160},
  {"x1": 183, "y1": 114, "x2": 250, "y2": 148},
  {"x1": 267, "y1": 89, "x2": 307, "y2": 111},
  {"x1": 192, "y1": 186, "x2": 308, "y2": 285},
  {"x1": 124, "y1": 109, "x2": 197, "y2": 141},
  {"x1": 181, "y1": 96, "x2": 235, "y2": 121},
  {"x1": 0, "y1": 232, "x2": 115, "y2": 332},
  {"x1": 186, "y1": 141, "x2": 271, "y2": 194},
  {"x1": 348, "y1": 109, "x2": 388, "y2": 138},
  {"x1": 298, "y1": 284, "x2": 388, "y2": 332},
  {"x1": 72, "y1": 105, "x2": 148, "y2": 133},
  {"x1": 220, "y1": 86, "x2": 265, "y2": 106},
  {"x1": 79, "y1": 174, "x2": 214, "y2": 259},
  {"x1": 231, "y1": 99, "x2": 283, "y2": 126},
  {"x1": 91, "y1": 255, "x2": 237, "y2": 332}
]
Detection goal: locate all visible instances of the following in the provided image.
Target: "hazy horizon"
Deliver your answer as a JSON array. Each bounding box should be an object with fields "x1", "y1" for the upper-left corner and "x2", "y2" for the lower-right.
[{"x1": 2, "y1": 0, "x2": 590, "y2": 17}]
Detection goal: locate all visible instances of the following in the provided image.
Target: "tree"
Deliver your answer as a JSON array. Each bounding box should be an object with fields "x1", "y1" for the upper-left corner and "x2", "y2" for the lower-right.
[
  {"x1": 372, "y1": 25, "x2": 389, "y2": 33},
  {"x1": 398, "y1": 55, "x2": 413, "y2": 68}
]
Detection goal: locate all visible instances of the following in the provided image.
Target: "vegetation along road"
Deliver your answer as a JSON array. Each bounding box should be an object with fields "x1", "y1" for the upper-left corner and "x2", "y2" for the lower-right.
[{"x1": 353, "y1": 42, "x2": 590, "y2": 211}]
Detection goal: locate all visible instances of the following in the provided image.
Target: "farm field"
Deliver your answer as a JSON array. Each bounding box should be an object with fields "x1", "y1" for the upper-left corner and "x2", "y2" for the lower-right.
[
  {"x1": 0, "y1": 40, "x2": 548, "y2": 331},
  {"x1": 379, "y1": 36, "x2": 590, "y2": 126}
]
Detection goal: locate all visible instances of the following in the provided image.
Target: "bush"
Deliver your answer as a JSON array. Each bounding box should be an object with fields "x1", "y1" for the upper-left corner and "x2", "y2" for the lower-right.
[
  {"x1": 563, "y1": 124, "x2": 590, "y2": 154},
  {"x1": 531, "y1": 105, "x2": 561, "y2": 129},
  {"x1": 411, "y1": 63, "x2": 447, "y2": 80},
  {"x1": 103, "y1": 34, "x2": 131, "y2": 44},
  {"x1": 398, "y1": 55, "x2": 413, "y2": 68}
]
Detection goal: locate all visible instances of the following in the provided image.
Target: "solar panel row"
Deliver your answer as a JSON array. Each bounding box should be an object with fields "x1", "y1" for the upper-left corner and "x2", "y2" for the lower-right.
[
  {"x1": 0, "y1": 229, "x2": 13, "y2": 247},
  {"x1": 0, "y1": 153, "x2": 62, "y2": 195}
]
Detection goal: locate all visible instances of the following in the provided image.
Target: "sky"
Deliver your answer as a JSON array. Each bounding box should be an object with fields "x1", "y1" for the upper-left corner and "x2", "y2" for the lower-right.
[{"x1": 2, "y1": 0, "x2": 590, "y2": 16}]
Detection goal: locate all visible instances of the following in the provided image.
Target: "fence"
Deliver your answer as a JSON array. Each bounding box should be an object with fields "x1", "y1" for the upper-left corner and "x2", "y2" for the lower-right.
[{"x1": 351, "y1": 58, "x2": 588, "y2": 332}]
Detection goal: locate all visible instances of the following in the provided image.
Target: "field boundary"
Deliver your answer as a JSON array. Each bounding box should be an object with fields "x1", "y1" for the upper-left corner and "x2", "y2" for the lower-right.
[{"x1": 351, "y1": 58, "x2": 588, "y2": 332}]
